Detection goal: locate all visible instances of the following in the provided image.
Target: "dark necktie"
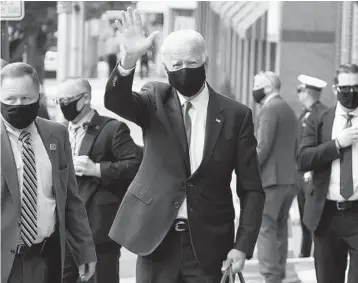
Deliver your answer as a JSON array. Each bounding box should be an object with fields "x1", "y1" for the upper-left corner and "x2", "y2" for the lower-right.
[
  {"x1": 340, "y1": 114, "x2": 354, "y2": 200},
  {"x1": 19, "y1": 131, "x2": 38, "y2": 246},
  {"x1": 183, "y1": 101, "x2": 192, "y2": 148}
]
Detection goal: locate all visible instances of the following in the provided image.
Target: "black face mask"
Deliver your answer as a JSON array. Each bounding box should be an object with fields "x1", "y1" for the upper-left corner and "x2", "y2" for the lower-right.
[
  {"x1": 252, "y1": 88, "x2": 266, "y2": 103},
  {"x1": 337, "y1": 91, "x2": 358, "y2": 110},
  {"x1": 60, "y1": 96, "x2": 85, "y2": 121},
  {"x1": 167, "y1": 65, "x2": 206, "y2": 97},
  {"x1": 1, "y1": 100, "x2": 40, "y2": 129}
]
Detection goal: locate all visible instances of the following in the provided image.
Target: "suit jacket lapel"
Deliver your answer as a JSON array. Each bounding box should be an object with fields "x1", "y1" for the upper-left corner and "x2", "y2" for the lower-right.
[
  {"x1": 1, "y1": 121, "x2": 20, "y2": 205},
  {"x1": 191, "y1": 86, "x2": 224, "y2": 177},
  {"x1": 78, "y1": 111, "x2": 103, "y2": 156},
  {"x1": 35, "y1": 118, "x2": 59, "y2": 193},
  {"x1": 163, "y1": 88, "x2": 191, "y2": 173},
  {"x1": 321, "y1": 107, "x2": 336, "y2": 142}
]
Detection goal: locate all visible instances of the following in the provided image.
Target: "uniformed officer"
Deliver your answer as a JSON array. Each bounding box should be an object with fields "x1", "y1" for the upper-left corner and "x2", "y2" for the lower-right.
[{"x1": 296, "y1": 74, "x2": 328, "y2": 257}]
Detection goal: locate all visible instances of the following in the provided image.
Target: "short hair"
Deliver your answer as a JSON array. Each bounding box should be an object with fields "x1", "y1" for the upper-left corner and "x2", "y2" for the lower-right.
[
  {"x1": 0, "y1": 58, "x2": 8, "y2": 69},
  {"x1": 260, "y1": 71, "x2": 281, "y2": 91},
  {"x1": 334, "y1": 64, "x2": 358, "y2": 84},
  {"x1": 61, "y1": 76, "x2": 92, "y2": 94},
  {"x1": 0, "y1": 62, "x2": 40, "y2": 91},
  {"x1": 160, "y1": 29, "x2": 208, "y2": 62}
]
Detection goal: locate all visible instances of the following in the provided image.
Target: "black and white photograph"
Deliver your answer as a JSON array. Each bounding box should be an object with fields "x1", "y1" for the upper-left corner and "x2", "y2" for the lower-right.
[{"x1": 1, "y1": 1, "x2": 358, "y2": 283}]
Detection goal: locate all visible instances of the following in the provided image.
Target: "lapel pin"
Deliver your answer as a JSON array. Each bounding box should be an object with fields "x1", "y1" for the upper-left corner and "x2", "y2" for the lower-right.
[
  {"x1": 216, "y1": 118, "x2": 221, "y2": 123},
  {"x1": 50, "y1": 143, "x2": 56, "y2": 151}
]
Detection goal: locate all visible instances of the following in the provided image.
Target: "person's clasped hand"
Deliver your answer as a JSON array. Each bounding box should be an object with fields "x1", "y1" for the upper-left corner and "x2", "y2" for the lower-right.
[{"x1": 74, "y1": 155, "x2": 101, "y2": 178}]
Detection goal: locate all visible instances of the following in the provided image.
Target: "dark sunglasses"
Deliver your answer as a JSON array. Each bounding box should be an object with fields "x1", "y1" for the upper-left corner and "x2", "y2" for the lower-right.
[{"x1": 336, "y1": 85, "x2": 358, "y2": 93}]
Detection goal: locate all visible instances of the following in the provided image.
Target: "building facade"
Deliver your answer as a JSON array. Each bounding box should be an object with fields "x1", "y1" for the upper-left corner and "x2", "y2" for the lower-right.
[{"x1": 195, "y1": 1, "x2": 356, "y2": 116}]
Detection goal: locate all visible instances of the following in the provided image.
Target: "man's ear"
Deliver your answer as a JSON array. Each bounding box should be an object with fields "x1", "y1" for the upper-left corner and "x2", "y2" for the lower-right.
[
  {"x1": 264, "y1": 85, "x2": 273, "y2": 94},
  {"x1": 332, "y1": 85, "x2": 338, "y2": 96},
  {"x1": 38, "y1": 92, "x2": 44, "y2": 102},
  {"x1": 204, "y1": 56, "x2": 209, "y2": 72}
]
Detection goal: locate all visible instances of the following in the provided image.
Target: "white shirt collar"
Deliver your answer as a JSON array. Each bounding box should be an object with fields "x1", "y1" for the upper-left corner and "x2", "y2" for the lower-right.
[
  {"x1": 177, "y1": 83, "x2": 209, "y2": 111},
  {"x1": 336, "y1": 102, "x2": 358, "y2": 117},
  {"x1": 69, "y1": 109, "x2": 95, "y2": 130}
]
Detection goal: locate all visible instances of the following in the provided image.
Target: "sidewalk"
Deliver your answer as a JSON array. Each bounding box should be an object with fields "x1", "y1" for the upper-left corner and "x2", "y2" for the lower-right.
[{"x1": 119, "y1": 258, "x2": 317, "y2": 283}]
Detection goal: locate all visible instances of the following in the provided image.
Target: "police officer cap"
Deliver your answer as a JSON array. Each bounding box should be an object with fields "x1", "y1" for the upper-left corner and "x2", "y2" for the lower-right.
[{"x1": 297, "y1": 74, "x2": 327, "y2": 92}]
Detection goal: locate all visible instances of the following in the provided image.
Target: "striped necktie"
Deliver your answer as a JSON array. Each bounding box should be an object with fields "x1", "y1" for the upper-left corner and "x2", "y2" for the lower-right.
[{"x1": 19, "y1": 131, "x2": 38, "y2": 246}]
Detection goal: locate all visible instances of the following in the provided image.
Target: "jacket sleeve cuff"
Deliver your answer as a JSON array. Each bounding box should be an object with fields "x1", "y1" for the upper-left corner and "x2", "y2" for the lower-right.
[{"x1": 117, "y1": 62, "x2": 135, "y2": 76}]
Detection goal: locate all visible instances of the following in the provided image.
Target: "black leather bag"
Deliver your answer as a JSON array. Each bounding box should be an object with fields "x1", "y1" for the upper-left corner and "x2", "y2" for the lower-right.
[{"x1": 220, "y1": 268, "x2": 245, "y2": 283}]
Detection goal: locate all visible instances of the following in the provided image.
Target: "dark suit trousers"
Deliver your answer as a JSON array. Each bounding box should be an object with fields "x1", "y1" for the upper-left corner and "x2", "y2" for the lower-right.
[
  {"x1": 63, "y1": 243, "x2": 121, "y2": 283},
  {"x1": 7, "y1": 236, "x2": 61, "y2": 283},
  {"x1": 136, "y1": 229, "x2": 222, "y2": 283},
  {"x1": 314, "y1": 201, "x2": 358, "y2": 283},
  {"x1": 257, "y1": 185, "x2": 297, "y2": 283},
  {"x1": 296, "y1": 177, "x2": 312, "y2": 257}
]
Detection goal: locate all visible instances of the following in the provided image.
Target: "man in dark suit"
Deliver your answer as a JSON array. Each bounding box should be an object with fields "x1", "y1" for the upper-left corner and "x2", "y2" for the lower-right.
[
  {"x1": 295, "y1": 74, "x2": 328, "y2": 258},
  {"x1": 297, "y1": 64, "x2": 358, "y2": 283},
  {"x1": 55, "y1": 77, "x2": 143, "y2": 283},
  {"x1": 252, "y1": 71, "x2": 298, "y2": 283},
  {"x1": 1, "y1": 62, "x2": 97, "y2": 283},
  {"x1": 104, "y1": 7, "x2": 265, "y2": 283}
]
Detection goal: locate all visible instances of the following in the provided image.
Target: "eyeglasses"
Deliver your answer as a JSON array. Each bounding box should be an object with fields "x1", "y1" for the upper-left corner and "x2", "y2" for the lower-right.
[
  {"x1": 53, "y1": 92, "x2": 86, "y2": 105},
  {"x1": 336, "y1": 85, "x2": 358, "y2": 93}
]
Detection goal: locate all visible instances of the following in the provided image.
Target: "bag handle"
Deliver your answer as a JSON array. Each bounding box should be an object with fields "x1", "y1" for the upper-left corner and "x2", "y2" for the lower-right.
[{"x1": 220, "y1": 268, "x2": 246, "y2": 283}]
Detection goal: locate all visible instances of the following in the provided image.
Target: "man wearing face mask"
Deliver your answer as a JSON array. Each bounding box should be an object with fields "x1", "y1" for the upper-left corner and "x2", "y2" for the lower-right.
[
  {"x1": 103, "y1": 7, "x2": 265, "y2": 283},
  {"x1": 297, "y1": 64, "x2": 358, "y2": 283},
  {"x1": 252, "y1": 71, "x2": 298, "y2": 283},
  {"x1": 0, "y1": 62, "x2": 97, "y2": 283},
  {"x1": 55, "y1": 77, "x2": 143, "y2": 283},
  {"x1": 295, "y1": 75, "x2": 328, "y2": 258}
]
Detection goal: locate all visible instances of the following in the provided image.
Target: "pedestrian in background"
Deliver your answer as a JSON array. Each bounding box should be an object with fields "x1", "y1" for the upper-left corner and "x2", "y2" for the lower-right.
[
  {"x1": 253, "y1": 71, "x2": 298, "y2": 283},
  {"x1": 295, "y1": 74, "x2": 328, "y2": 258},
  {"x1": 297, "y1": 64, "x2": 358, "y2": 283},
  {"x1": 104, "y1": 25, "x2": 121, "y2": 77},
  {"x1": 1, "y1": 62, "x2": 97, "y2": 283},
  {"x1": 55, "y1": 77, "x2": 143, "y2": 283},
  {"x1": 104, "y1": 7, "x2": 265, "y2": 283}
]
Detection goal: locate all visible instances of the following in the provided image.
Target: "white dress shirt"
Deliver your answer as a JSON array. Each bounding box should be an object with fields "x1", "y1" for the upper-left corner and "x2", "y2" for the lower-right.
[
  {"x1": 68, "y1": 109, "x2": 95, "y2": 157},
  {"x1": 327, "y1": 103, "x2": 358, "y2": 201},
  {"x1": 176, "y1": 84, "x2": 209, "y2": 219},
  {"x1": 2, "y1": 118, "x2": 55, "y2": 243}
]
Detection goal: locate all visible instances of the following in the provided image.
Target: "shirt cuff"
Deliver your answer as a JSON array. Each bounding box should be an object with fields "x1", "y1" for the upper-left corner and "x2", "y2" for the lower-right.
[
  {"x1": 95, "y1": 163, "x2": 101, "y2": 178},
  {"x1": 117, "y1": 62, "x2": 135, "y2": 76}
]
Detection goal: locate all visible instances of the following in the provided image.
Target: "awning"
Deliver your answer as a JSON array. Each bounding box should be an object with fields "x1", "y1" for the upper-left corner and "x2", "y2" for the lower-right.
[{"x1": 210, "y1": 1, "x2": 270, "y2": 38}]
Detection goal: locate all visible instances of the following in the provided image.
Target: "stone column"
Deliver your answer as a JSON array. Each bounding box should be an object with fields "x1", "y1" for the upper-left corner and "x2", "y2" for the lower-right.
[
  {"x1": 1, "y1": 21, "x2": 10, "y2": 61},
  {"x1": 57, "y1": 1, "x2": 73, "y2": 81},
  {"x1": 69, "y1": 1, "x2": 85, "y2": 76}
]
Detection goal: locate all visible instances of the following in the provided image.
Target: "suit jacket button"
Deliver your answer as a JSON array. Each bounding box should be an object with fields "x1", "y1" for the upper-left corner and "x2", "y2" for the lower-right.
[
  {"x1": 174, "y1": 202, "x2": 180, "y2": 209},
  {"x1": 10, "y1": 249, "x2": 15, "y2": 254},
  {"x1": 17, "y1": 222, "x2": 21, "y2": 227}
]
